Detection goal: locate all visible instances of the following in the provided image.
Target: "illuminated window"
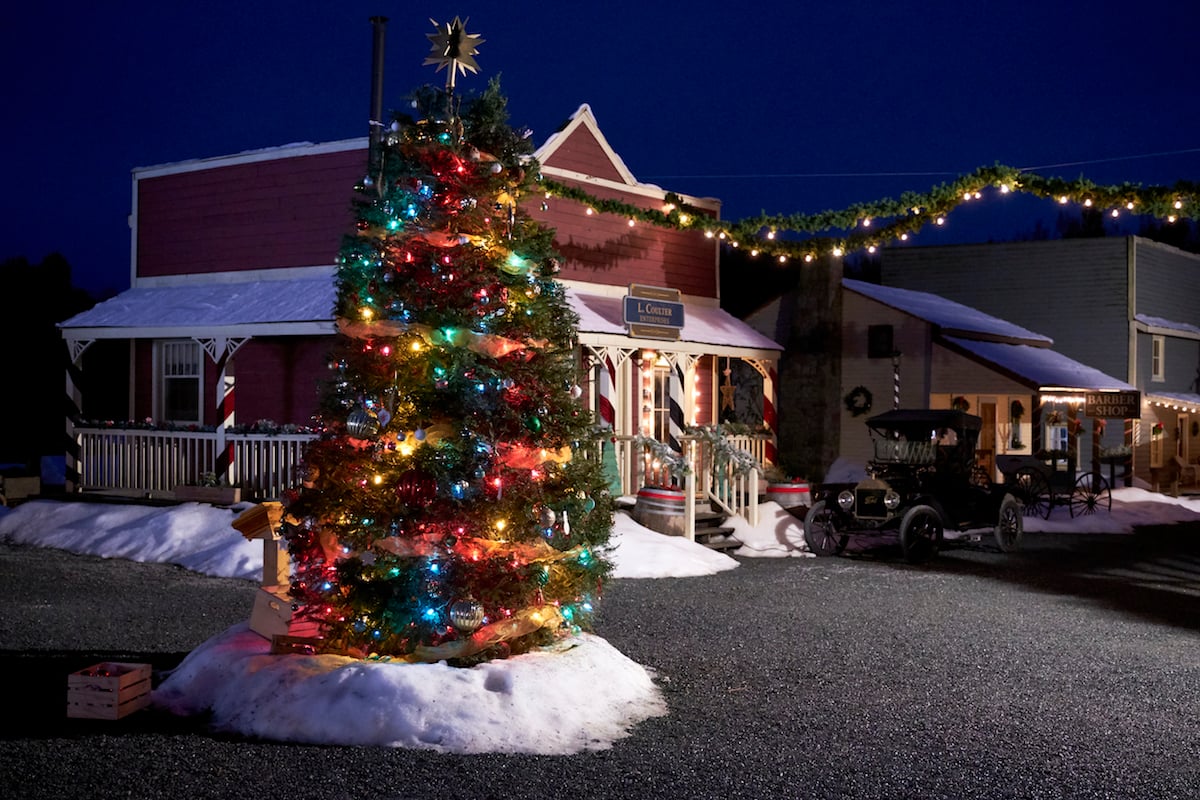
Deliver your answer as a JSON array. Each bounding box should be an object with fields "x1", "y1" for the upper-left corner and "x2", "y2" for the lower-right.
[
  {"x1": 1151, "y1": 335, "x2": 1164, "y2": 382},
  {"x1": 159, "y1": 340, "x2": 202, "y2": 423}
]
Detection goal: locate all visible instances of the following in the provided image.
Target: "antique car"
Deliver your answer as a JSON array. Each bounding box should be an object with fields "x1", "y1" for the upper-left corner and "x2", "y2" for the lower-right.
[{"x1": 803, "y1": 409, "x2": 1023, "y2": 562}]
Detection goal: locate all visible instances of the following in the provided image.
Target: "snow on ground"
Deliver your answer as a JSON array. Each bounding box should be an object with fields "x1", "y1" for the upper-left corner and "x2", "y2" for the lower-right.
[{"x1": 2, "y1": 488, "x2": 1198, "y2": 752}]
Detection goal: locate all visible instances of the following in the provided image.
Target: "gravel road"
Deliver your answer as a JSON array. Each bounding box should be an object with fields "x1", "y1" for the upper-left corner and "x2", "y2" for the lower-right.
[{"x1": 2, "y1": 525, "x2": 1199, "y2": 799}]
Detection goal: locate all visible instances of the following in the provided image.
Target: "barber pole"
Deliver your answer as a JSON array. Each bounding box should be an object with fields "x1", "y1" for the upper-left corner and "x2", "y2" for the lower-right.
[
  {"x1": 668, "y1": 362, "x2": 685, "y2": 452},
  {"x1": 214, "y1": 354, "x2": 236, "y2": 485},
  {"x1": 892, "y1": 353, "x2": 901, "y2": 409},
  {"x1": 597, "y1": 353, "x2": 616, "y2": 429},
  {"x1": 763, "y1": 365, "x2": 778, "y2": 465},
  {"x1": 64, "y1": 357, "x2": 84, "y2": 493}
]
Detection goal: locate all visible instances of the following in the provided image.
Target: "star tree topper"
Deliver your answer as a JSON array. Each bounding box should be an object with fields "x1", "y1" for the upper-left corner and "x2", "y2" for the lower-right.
[{"x1": 424, "y1": 17, "x2": 484, "y2": 93}]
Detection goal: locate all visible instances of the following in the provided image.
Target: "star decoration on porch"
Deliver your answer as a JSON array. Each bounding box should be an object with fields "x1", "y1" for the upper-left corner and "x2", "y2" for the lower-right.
[{"x1": 424, "y1": 17, "x2": 484, "y2": 91}]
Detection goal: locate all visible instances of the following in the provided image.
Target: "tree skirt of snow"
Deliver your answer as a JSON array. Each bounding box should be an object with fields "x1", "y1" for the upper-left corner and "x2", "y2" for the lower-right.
[{"x1": 153, "y1": 623, "x2": 667, "y2": 754}]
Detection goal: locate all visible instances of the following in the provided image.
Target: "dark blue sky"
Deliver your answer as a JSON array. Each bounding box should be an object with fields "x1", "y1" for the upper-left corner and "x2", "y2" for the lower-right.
[{"x1": 4, "y1": 1, "x2": 1199, "y2": 296}]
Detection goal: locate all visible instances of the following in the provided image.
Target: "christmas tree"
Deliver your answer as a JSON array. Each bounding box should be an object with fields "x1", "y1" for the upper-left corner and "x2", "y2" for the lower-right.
[{"x1": 282, "y1": 20, "x2": 613, "y2": 666}]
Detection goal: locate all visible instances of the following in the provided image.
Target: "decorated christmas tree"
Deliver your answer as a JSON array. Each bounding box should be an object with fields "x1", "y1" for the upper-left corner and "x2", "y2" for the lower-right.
[{"x1": 282, "y1": 19, "x2": 613, "y2": 666}]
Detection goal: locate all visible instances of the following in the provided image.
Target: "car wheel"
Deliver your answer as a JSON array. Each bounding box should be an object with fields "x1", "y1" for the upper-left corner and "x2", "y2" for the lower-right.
[
  {"x1": 803, "y1": 500, "x2": 848, "y2": 557},
  {"x1": 899, "y1": 504, "x2": 942, "y2": 563},
  {"x1": 993, "y1": 493, "x2": 1024, "y2": 552}
]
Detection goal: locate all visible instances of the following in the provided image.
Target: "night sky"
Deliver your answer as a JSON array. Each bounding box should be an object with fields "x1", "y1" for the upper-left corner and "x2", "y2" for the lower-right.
[{"x1": 4, "y1": 1, "x2": 1199, "y2": 297}]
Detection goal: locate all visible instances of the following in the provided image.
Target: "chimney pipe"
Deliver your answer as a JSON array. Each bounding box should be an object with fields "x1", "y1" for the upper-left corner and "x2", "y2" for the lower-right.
[{"x1": 368, "y1": 16, "x2": 388, "y2": 168}]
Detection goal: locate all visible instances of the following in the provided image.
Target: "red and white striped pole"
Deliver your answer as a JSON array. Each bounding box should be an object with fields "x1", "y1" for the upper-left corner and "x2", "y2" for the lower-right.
[
  {"x1": 63, "y1": 353, "x2": 85, "y2": 493},
  {"x1": 763, "y1": 365, "x2": 778, "y2": 466},
  {"x1": 597, "y1": 353, "x2": 616, "y2": 430},
  {"x1": 214, "y1": 353, "x2": 235, "y2": 486}
]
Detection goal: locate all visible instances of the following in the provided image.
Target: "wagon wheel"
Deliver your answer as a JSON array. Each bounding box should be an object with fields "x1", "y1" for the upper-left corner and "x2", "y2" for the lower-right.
[
  {"x1": 803, "y1": 501, "x2": 848, "y2": 557},
  {"x1": 993, "y1": 493, "x2": 1024, "y2": 552},
  {"x1": 1012, "y1": 467, "x2": 1052, "y2": 519},
  {"x1": 899, "y1": 504, "x2": 943, "y2": 564},
  {"x1": 1069, "y1": 473, "x2": 1112, "y2": 517}
]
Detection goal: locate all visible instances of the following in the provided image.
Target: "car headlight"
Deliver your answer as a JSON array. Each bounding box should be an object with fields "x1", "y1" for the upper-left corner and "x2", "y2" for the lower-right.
[
  {"x1": 884, "y1": 490, "x2": 901, "y2": 510},
  {"x1": 837, "y1": 490, "x2": 855, "y2": 511}
]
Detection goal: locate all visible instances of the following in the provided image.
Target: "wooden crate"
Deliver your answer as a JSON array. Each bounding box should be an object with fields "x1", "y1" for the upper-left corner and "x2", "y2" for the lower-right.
[
  {"x1": 249, "y1": 585, "x2": 295, "y2": 640},
  {"x1": 67, "y1": 662, "x2": 151, "y2": 720}
]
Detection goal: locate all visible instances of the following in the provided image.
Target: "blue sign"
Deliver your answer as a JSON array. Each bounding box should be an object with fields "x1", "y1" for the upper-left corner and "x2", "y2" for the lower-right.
[{"x1": 623, "y1": 296, "x2": 685, "y2": 329}]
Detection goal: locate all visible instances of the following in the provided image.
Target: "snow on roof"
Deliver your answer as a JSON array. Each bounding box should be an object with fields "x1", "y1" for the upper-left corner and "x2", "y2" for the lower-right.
[
  {"x1": 59, "y1": 277, "x2": 336, "y2": 336},
  {"x1": 844, "y1": 278, "x2": 1052, "y2": 345},
  {"x1": 58, "y1": 276, "x2": 780, "y2": 354},
  {"x1": 1135, "y1": 314, "x2": 1200, "y2": 336},
  {"x1": 941, "y1": 336, "x2": 1136, "y2": 392},
  {"x1": 566, "y1": 288, "x2": 782, "y2": 352}
]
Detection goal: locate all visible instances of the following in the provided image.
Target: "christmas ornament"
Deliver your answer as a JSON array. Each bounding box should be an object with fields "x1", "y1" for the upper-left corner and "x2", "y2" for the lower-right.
[
  {"x1": 395, "y1": 471, "x2": 438, "y2": 507},
  {"x1": 346, "y1": 408, "x2": 381, "y2": 438},
  {"x1": 449, "y1": 598, "x2": 485, "y2": 633}
]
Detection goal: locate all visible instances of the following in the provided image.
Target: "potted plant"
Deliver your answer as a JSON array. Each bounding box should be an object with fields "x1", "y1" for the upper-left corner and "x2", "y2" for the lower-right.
[{"x1": 763, "y1": 464, "x2": 811, "y2": 509}]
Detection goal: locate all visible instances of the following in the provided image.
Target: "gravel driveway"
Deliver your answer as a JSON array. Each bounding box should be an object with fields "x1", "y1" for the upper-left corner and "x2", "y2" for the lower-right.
[{"x1": 2, "y1": 525, "x2": 1199, "y2": 799}]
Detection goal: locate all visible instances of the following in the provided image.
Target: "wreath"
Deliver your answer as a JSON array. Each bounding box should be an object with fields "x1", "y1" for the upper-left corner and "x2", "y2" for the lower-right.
[{"x1": 844, "y1": 385, "x2": 873, "y2": 417}]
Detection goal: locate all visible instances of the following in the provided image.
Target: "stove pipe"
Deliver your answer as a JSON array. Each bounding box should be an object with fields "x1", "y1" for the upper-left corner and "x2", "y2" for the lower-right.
[{"x1": 368, "y1": 16, "x2": 388, "y2": 165}]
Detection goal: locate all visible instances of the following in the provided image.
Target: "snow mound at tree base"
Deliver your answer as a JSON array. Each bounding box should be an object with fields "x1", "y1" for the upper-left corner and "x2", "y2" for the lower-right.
[{"x1": 152, "y1": 623, "x2": 666, "y2": 753}]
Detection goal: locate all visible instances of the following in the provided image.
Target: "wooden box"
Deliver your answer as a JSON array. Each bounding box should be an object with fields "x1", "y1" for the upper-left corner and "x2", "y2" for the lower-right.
[
  {"x1": 249, "y1": 585, "x2": 296, "y2": 639},
  {"x1": 67, "y1": 662, "x2": 151, "y2": 720}
]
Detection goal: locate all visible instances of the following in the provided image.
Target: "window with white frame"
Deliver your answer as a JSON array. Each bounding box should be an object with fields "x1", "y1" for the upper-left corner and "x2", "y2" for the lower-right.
[
  {"x1": 160, "y1": 340, "x2": 202, "y2": 424},
  {"x1": 1151, "y1": 335, "x2": 1164, "y2": 382}
]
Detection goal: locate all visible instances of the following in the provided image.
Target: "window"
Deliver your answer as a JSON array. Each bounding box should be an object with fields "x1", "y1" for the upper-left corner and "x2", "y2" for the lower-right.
[
  {"x1": 651, "y1": 365, "x2": 671, "y2": 442},
  {"x1": 160, "y1": 340, "x2": 202, "y2": 423},
  {"x1": 1151, "y1": 335, "x2": 1164, "y2": 382}
]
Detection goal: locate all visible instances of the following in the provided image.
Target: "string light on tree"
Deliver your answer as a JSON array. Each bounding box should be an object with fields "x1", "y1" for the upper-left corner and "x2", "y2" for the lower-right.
[{"x1": 281, "y1": 21, "x2": 613, "y2": 667}]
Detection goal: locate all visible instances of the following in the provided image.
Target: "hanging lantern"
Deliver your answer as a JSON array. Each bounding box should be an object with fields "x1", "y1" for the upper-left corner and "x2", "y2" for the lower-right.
[{"x1": 346, "y1": 408, "x2": 381, "y2": 439}]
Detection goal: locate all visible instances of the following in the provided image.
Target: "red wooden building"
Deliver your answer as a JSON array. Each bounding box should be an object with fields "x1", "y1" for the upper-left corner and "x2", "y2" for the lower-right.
[{"x1": 59, "y1": 105, "x2": 781, "y2": 505}]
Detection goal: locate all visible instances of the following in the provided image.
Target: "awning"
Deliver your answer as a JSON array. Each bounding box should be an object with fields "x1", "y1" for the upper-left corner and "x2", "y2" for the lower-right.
[
  {"x1": 566, "y1": 288, "x2": 782, "y2": 358},
  {"x1": 1145, "y1": 392, "x2": 1200, "y2": 414},
  {"x1": 59, "y1": 277, "x2": 782, "y2": 362},
  {"x1": 940, "y1": 336, "x2": 1136, "y2": 393},
  {"x1": 58, "y1": 277, "x2": 337, "y2": 341}
]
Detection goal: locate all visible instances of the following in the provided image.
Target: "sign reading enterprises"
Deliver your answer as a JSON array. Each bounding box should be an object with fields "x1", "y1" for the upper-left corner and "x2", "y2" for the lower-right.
[
  {"x1": 1084, "y1": 390, "x2": 1141, "y2": 419},
  {"x1": 623, "y1": 284, "x2": 685, "y2": 341}
]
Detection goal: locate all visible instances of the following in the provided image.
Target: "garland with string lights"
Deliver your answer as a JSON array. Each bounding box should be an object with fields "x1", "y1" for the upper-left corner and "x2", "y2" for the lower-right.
[
  {"x1": 541, "y1": 164, "x2": 1199, "y2": 263},
  {"x1": 281, "y1": 44, "x2": 613, "y2": 665}
]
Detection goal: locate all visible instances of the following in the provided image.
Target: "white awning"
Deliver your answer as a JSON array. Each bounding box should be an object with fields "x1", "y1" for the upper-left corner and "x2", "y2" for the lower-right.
[
  {"x1": 941, "y1": 336, "x2": 1136, "y2": 393},
  {"x1": 58, "y1": 277, "x2": 337, "y2": 341},
  {"x1": 58, "y1": 277, "x2": 782, "y2": 363},
  {"x1": 566, "y1": 288, "x2": 782, "y2": 359}
]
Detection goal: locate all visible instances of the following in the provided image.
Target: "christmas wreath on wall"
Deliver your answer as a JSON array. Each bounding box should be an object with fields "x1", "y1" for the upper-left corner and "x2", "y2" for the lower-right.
[{"x1": 844, "y1": 385, "x2": 873, "y2": 416}]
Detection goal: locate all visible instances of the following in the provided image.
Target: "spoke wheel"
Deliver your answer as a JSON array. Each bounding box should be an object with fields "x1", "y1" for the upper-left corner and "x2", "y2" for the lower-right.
[
  {"x1": 803, "y1": 500, "x2": 848, "y2": 557},
  {"x1": 899, "y1": 504, "x2": 943, "y2": 564},
  {"x1": 1012, "y1": 467, "x2": 1052, "y2": 519},
  {"x1": 993, "y1": 493, "x2": 1024, "y2": 552},
  {"x1": 1070, "y1": 473, "x2": 1112, "y2": 517}
]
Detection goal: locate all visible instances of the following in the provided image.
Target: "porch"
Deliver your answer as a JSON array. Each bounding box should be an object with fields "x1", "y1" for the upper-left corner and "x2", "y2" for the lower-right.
[{"x1": 71, "y1": 427, "x2": 773, "y2": 539}]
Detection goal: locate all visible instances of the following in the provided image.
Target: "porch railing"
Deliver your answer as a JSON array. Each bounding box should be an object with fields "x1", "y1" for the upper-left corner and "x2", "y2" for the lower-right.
[
  {"x1": 606, "y1": 433, "x2": 769, "y2": 537},
  {"x1": 75, "y1": 427, "x2": 316, "y2": 500}
]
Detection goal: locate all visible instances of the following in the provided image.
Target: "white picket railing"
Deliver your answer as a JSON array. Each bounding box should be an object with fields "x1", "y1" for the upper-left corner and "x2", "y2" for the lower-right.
[
  {"x1": 606, "y1": 433, "x2": 769, "y2": 536},
  {"x1": 75, "y1": 427, "x2": 316, "y2": 500},
  {"x1": 75, "y1": 426, "x2": 770, "y2": 530}
]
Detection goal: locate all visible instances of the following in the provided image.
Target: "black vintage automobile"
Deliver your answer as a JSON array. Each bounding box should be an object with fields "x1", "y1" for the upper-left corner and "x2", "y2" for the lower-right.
[{"x1": 803, "y1": 409, "x2": 1024, "y2": 563}]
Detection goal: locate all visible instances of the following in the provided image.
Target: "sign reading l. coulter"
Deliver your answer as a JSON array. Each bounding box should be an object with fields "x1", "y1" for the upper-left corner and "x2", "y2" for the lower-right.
[{"x1": 623, "y1": 284, "x2": 684, "y2": 341}]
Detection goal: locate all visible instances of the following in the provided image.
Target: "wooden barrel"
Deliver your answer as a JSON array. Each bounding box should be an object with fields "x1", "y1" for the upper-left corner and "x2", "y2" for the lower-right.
[
  {"x1": 633, "y1": 486, "x2": 687, "y2": 537},
  {"x1": 766, "y1": 481, "x2": 810, "y2": 508}
]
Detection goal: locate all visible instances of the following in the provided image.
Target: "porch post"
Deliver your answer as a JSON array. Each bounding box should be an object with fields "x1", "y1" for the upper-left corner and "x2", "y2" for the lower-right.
[
  {"x1": 763, "y1": 362, "x2": 778, "y2": 466},
  {"x1": 215, "y1": 356, "x2": 235, "y2": 486},
  {"x1": 598, "y1": 352, "x2": 616, "y2": 430},
  {"x1": 63, "y1": 339, "x2": 92, "y2": 494},
  {"x1": 668, "y1": 360, "x2": 685, "y2": 453}
]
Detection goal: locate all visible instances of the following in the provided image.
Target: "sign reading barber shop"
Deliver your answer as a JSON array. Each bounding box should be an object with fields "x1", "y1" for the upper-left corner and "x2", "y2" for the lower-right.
[
  {"x1": 1084, "y1": 390, "x2": 1141, "y2": 419},
  {"x1": 623, "y1": 284, "x2": 684, "y2": 341}
]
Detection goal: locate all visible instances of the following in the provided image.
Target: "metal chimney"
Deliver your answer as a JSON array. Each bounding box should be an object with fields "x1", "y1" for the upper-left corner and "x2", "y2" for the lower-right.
[{"x1": 368, "y1": 16, "x2": 388, "y2": 169}]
